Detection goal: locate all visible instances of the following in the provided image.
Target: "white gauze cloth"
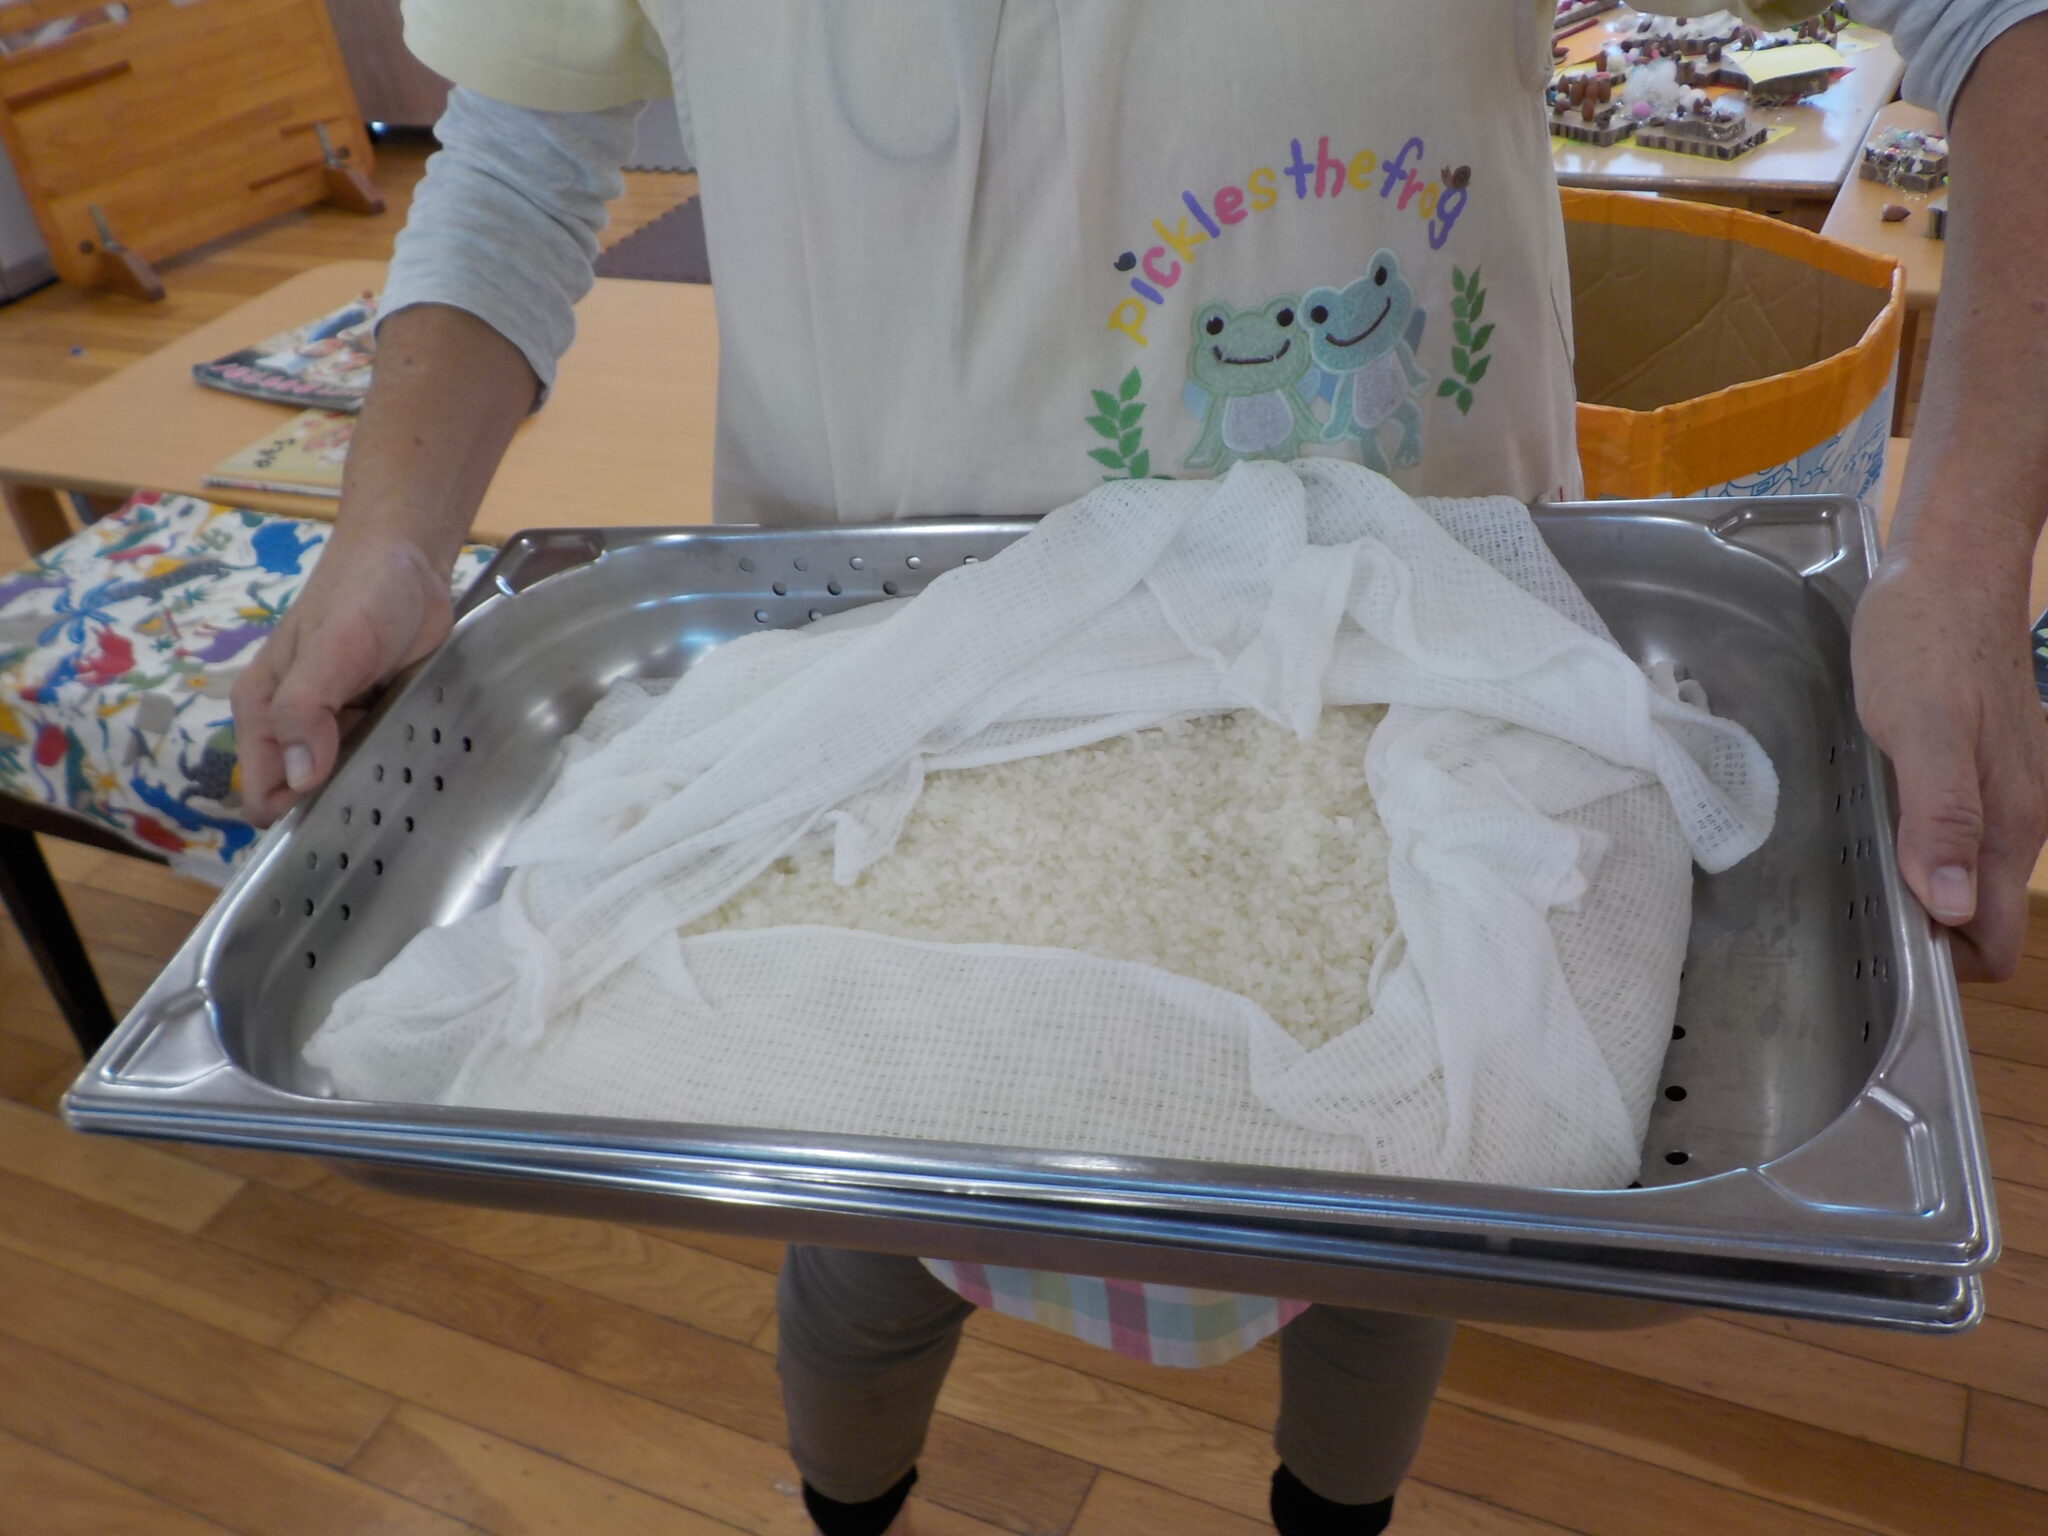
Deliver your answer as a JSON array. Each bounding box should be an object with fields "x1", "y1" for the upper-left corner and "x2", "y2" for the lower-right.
[{"x1": 306, "y1": 460, "x2": 1777, "y2": 1189}]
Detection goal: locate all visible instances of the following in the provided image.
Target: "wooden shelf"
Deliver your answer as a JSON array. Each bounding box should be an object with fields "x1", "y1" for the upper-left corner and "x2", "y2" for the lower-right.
[{"x1": 0, "y1": 0, "x2": 379, "y2": 297}]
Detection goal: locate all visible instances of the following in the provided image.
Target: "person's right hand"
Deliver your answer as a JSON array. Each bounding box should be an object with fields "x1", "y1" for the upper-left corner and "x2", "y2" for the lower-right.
[{"x1": 232, "y1": 534, "x2": 454, "y2": 826}]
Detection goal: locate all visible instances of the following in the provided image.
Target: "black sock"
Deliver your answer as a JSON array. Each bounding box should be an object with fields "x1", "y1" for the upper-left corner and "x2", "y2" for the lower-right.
[
  {"x1": 1269, "y1": 1464, "x2": 1395, "y2": 1536},
  {"x1": 802, "y1": 1467, "x2": 917, "y2": 1536}
]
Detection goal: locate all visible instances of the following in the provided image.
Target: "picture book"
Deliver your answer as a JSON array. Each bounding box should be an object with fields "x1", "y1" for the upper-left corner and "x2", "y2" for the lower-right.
[
  {"x1": 203, "y1": 409, "x2": 354, "y2": 499},
  {"x1": 191, "y1": 291, "x2": 379, "y2": 411}
]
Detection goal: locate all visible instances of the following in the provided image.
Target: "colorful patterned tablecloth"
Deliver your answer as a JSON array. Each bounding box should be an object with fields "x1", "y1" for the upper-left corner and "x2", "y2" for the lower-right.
[{"x1": 0, "y1": 492, "x2": 495, "y2": 881}]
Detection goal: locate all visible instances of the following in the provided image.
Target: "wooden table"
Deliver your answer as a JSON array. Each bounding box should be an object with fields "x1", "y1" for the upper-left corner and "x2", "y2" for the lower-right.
[
  {"x1": 1552, "y1": 13, "x2": 1905, "y2": 224},
  {"x1": 1823, "y1": 101, "x2": 1947, "y2": 433},
  {"x1": 0, "y1": 260, "x2": 719, "y2": 553}
]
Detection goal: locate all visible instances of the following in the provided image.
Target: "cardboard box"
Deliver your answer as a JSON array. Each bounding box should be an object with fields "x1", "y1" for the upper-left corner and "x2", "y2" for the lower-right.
[{"x1": 1563, "y1": 189, "x2": 1903, "y2": 500}]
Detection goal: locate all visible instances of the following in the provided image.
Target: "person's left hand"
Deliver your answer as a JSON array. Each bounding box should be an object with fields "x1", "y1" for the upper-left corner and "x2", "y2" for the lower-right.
[{"x1": 1852, "y1": 548, "x2": 2048, "y2": 981}]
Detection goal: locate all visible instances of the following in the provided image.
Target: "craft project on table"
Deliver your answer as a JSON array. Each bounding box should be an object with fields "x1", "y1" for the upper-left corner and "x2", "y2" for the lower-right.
[
  {"x1": 1548, "y1": 4, "x2": 1860, "y2": 164},
  {"x1": 1859, "y1": 125, "x2": 1949, "y2": 193},
  {"x1": 1548, "y1": 57, "x2": 1782, "y2": 161}
]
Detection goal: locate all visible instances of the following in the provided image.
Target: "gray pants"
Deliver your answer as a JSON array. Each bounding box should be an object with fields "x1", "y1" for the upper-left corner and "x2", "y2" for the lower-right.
[{"x1": 777, "y1": 1246, "x2": 1454, "y2": 1508}]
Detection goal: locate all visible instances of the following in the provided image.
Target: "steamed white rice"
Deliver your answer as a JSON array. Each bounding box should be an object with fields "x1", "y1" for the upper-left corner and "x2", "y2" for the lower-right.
[{"x1": 685, "y1": 706, "x2": 1395, "y2": 1048}]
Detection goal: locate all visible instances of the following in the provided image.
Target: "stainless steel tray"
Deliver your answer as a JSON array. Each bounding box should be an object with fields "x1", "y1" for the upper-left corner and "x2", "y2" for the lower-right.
[{"x1": 64, "y1": 496, "x2": 1997, "y2": 1331}]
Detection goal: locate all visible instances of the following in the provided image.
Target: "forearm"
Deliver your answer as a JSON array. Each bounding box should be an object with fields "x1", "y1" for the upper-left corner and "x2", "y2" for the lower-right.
[
  {"x1": 329, "y1": 85, "x2": 642, "y2": 575},
  {"x1": 329, "y1": 302, "x2": 538, "y2": 575},
  {"x1": 1883, "y1": 14, "x2": 2048, "y2": 592},
  {"x1": 1846, "y1": 14, "x2": 2048, "y2": 978},
  {"x1": 233, "y1": 84, "x2": 645, "y2": 818}
]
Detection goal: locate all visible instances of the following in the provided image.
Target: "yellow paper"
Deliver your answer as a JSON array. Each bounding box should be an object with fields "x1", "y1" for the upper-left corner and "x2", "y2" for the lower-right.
[{"x1": 1730, "y1": 41, "x2": 1847, "y2": 85}]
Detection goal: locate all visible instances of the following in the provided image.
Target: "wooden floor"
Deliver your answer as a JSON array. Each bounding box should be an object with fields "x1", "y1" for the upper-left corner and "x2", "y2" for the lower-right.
[{"x1": 2, "y1": 140, "x2": 2046, "y2": 1536}]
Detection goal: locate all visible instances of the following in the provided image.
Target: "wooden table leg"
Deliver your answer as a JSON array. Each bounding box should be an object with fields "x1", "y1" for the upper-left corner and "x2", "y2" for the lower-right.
[{"x1": 1, "y1": 480, "x2": 75, "y2": 555}]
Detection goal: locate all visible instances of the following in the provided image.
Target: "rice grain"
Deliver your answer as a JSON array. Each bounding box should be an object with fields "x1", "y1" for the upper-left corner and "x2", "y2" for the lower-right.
[{"x1": 686, "y1": 707, "x2": 1395, "y2": 1048}]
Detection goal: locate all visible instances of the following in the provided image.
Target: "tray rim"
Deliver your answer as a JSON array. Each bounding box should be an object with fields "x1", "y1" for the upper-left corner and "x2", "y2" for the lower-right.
[{"x1": 62, "y1": 495, "x2": 2001, "y2": 1315}]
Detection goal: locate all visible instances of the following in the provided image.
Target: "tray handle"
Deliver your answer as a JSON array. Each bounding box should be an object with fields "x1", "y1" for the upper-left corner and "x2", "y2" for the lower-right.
[
  {"x1": 1707, "y1": 498, "x2": 1855, "y2": 579},
  {"x1": 485, "y1": 531, "x2": 609, "y2": 599},
  {"x1": 1755, "y1": 1081, "x2": 1941, "y2": 1218},
  {"x1": 96, "y1": 982, "x2": 232, "y2": 1089}
]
